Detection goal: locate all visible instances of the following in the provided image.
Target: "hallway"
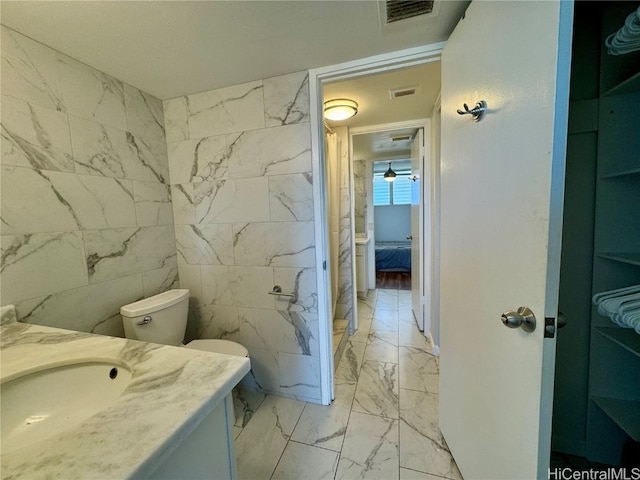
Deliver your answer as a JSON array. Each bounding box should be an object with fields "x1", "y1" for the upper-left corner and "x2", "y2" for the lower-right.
[{"x1": 232, "y1": 288, "x2": 462, "y2": 480}]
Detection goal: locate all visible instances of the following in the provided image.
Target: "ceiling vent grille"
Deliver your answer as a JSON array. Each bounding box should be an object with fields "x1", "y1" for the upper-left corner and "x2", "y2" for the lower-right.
[
  {"x1": 391, "y1": 135, "x2": 412, "y2": 142},
  {"x1": 389, "y1": 87, "x2": 417, "y2": 99},
  {"x1": 385, "y1": 0, "x2": 435, "y2": 24}
]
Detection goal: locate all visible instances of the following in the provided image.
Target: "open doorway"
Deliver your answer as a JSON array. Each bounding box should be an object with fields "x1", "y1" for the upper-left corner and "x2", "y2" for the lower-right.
[{"x1": 316, "y1": 58, "x2": 441, "y2": 392}]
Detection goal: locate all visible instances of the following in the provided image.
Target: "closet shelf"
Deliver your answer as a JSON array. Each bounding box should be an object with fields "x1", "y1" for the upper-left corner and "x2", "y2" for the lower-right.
[
  {"x1": 603, "y1": 71, "x2": 640, "y2": 97},
  {"x1": 592, "y1": 396, "x2": 640, "y2": 441},
  {"x1": 599, "y1": 166, "x2": 640, "y2": 179},
  {"x1": 595, "y1": 326, "x2": 640, "y2": 358},
  {"x1": 597, "y1": 252, "x2": 640, "y2": 266}
]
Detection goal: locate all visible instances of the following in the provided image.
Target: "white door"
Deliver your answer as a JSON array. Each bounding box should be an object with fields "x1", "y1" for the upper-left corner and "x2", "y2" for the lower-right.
[
  {"x1": 439, "y1": 1, "x2": 573, "y2": 479},
  {"x1": 410, "y1": 129, "x2": 424, "y2": 331}
]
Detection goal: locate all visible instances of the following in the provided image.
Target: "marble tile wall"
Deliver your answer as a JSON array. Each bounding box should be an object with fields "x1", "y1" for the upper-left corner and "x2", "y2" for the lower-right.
[
  {"x1": 334, "y1": 126, "x2": 354, "y2": 325},
  {"x1": 163, "y1": 71, "x2": 322, "y2": 402},
  {"x1": 0, "y1": 27, "x2": 177, "y2": 336},
  {"x1": 353, "y1": 159, "x2": 367, "y2": 234}
]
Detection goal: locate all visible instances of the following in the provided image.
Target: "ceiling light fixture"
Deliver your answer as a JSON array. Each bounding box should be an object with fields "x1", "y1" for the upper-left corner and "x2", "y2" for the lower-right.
[
  {"x1": 383, "y1": 162, "x2": 397, "y2": 182},
  {"x1": 323, "y1": 98, "x2": 358, "y2": 121}
]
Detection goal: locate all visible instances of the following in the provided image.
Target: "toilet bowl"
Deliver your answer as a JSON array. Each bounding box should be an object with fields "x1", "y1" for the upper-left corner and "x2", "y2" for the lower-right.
[{"x1": 120, "y1": 289, "x2": 248, "y2": 358}]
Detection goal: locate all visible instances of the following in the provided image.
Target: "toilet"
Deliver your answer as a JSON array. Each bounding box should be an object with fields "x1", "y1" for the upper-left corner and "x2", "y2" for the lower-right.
[{"x1": 120, "y1": 289, "x2": 249, "y2": 357}]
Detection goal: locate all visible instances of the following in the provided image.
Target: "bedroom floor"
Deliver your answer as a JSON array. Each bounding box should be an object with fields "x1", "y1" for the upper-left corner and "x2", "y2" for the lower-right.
[{"x1": 376, "y1": 271, "x2": 411, "y2": 290}]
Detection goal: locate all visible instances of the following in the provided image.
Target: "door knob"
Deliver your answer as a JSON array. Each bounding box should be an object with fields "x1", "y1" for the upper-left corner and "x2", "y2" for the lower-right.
[
  {"x1": 501, "y1": 306, "x2": 536, "y2": 333},
  {"x1": 557, "y1": 311, "x2": 567, "y2": 328},
  {"x1": 406, "y1": 235, "x2": 413, "y2": 240}
]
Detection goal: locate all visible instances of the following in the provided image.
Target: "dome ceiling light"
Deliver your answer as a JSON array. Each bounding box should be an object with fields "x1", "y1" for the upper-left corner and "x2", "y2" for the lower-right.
[{"x1": 323, "y1": 98, "x2": 358, "y2": 121}]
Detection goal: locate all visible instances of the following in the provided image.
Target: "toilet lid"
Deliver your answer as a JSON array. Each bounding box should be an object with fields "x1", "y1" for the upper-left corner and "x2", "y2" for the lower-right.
[{"x1": 185, "y1": 339, "x2": 249, "y2": 357}]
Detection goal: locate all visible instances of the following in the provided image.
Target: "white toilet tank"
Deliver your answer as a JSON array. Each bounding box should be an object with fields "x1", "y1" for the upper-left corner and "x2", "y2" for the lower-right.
[{"x1": 120, "y1": 289, "x2": 189, "y2": 346}]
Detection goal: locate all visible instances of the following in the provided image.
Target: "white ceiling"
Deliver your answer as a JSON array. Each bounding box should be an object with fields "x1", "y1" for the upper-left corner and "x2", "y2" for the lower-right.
[{"x1": 0, "y1": 0, "x2": 469, "y2": 100}]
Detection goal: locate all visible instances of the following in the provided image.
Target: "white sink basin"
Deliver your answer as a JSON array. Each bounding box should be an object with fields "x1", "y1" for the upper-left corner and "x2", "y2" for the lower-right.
[{"x1": 1, "y1": 360, "x2": 132, "y2": 454}]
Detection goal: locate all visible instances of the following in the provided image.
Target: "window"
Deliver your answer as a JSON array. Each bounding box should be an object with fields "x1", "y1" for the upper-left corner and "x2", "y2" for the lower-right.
[{"x1": 373, "y1": 162, "x2": 412, "y2": 206}]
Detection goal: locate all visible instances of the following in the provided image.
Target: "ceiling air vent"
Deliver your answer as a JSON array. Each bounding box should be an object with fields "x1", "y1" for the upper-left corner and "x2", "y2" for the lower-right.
[
  {"x1": 385, "y1": 0, "x2": 435, "y2": 24},
  {"x1": 391, "y1": 135, "x2": 412, "y2": 142},
  {"x1": 389, "y1": 86, "x2": 417, "y2": 99}
]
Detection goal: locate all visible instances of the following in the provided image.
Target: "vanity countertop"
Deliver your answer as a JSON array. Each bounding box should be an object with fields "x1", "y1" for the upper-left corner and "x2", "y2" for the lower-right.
[{"x1": 0, "y1": 319, "x2": 250, "y2": 479}]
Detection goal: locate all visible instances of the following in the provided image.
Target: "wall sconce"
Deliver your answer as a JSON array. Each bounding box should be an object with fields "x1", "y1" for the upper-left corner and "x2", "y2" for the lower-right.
[
  {"x1": 323, "y1": 98, "x2": 358, "y2": 121},
  {"x1": 383, "y1": 162, "x2": 396, "y2": 182}
]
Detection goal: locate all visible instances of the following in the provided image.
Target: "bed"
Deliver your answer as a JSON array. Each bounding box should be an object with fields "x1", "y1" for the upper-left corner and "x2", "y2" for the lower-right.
[{"x1": 375, "y1": 241, "x2": 411, "y2": 272}]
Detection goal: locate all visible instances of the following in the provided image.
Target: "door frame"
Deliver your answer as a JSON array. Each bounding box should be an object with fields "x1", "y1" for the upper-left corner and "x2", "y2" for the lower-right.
[
  {"x1": 309, "y1": 43, "x2": 444, "y2": 404},
  {"x1": 349, "y1": 120, "x2": 431, "y2": 333}
]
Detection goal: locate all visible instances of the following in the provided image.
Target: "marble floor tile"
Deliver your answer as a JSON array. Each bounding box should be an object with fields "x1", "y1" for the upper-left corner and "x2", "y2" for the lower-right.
[
  {"x1": 232, "y1": 386, "x2": 266, "y2": 427},
  {"x1": 375, "y1": 289, "x2": 398, "y2": 311},
  {"x1": 357, "y1": 299, "x2": 375, "y2": 320},
  {"x1": 399, "y1": 346, "x2": 439, "y2": 394},
  {"x1": 335, "y1": 411, "x2": 399, "y2": 480},
  {"x1": 235, "y1": 395, "x2": 306, "y2": 480},
  {"x1": 371, "y1": 309, "x2": 400, "y2": 332},
  {"x1": 398, "y1": 306, "x2": 414, "y2": 323},
  {"x1": 335, "y1": 340, "x2": 367, "y2": 383},
  {"x1": 350, "y1": 316, "x2": 372, "y2": 343},
  {"x1": 399, "y1": 321, "x2": 431, "y2": 351},
  {"x1": 272, "y1": 441, "x2": 339, "y2": 480},
  {"x1": 399, "y1": 389, "x2": 462, "y2": 479},
  {"x1": 290, "y1": 379, "x2": 356, "y2": 452},
  {"x1": 400, "y1": 467, "x2": 448, "y2": 480},
  {"x1": 353, "y1": 360, "x2": 399, "y2": 419},
  {"x1": 364, "y1": 330, "x2": 399, "y2": 364}
]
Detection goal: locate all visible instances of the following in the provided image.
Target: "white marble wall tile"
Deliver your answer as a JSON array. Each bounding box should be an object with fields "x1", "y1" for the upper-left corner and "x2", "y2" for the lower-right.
[
  {"x1": 167, "y1": 135, "x2": 227, "y2": 185},
  {"x1": 68, "y1": 115, "x2": 131, "y2": 178},
  {"x1": 177, "y1": 264, "x2": 202, "y2": 299},
  {"x1": 196, "y1": 304, "x2": 241, "y2": 342},
  {"x1": 124, "y1": 84, "x2": 165, "y2": 141},
  {"x1": 142, "y1": 265, "x2": 180, "y2": 297},
  {"x1": 1, "y1": 165, "x2": 79, "y2": 234},
  {"x1": 232, "y1": 267, "x2": 276, "y2": 309},
  {"x1": 175, "y1": 224, "x2": 233, "y2": 265},
  {"x1": 125, "y1": 130, "x2": 169, "y2": 183},
  {"x1": 263, "y1": 71, "x2": 309, "y2": 127},
  {"x1": 188, "y1": 80, "x2": 265, "y2": 138},
  {"x1": 0, "y1": 305, "x2": 17, "y2": 326},
  {"x1": 268, "y1": 173, "x2": 314, "y2": 221},
  {"x1": 84, "y1": 225, "x2": 177, "y2": 283},
  {"x1": 169, "y1": 184, "x2": 196, "y2": 225},
  {"x1": 272, "y1": 441, "x2": 339, "y2": 480},
  {"x1": 235, "y1": 395, "x2": 305, "y2": 480},
  {"x1": 14, "y1": 274, "x2": 143, "y2": 333},
  {"x1": 194, "y1": 177, "x2": 270, "y2": 224},
  {"x1": 1, "y1": 27, "x2": 64, "y2": 112},
  {"x1": 163, "y1": 96, "x2": 189, "y2": 143},
  {"x1": 226, "y1": 123, "x2": 311, "y2": 179},
  {"x1": 336, "y1": 411, "x2": 399, "y2": 480},
  {"x1": 1, "y1": 95, "x2": 74, "y2": 171},
  {"x1": 273, "y1": 266, "x2": 317, "y2": 313},
  {"x1": 56, "y1": 52, "x2": 126, "y2": 129},
  {"x1": 240, "y1": 308, "x2": 318, "y2": 356},
  {"x1": 279, "y1": 352, "x2": 320, "y2": 400},
  {"x1": 91, "y1": 312, "x2": 126, "y2": 338},
  {"x1": 233, "y1": 221, "x2": 315, "y2": 267},
  {"x1": 1, "y1": 232, "x2": 88, "y2": 304},
  {"x1": 200, "y1": 265, "x2": 235, "y2": 306},
  {"x1": 133, "y1": 181, "x2": 173, "y2": 226},
  {"x1": 353, "y1": 360, "x2": 399, "y2": 419},
  {"x1": 290, "y1": 379, "x2": 357, "y2": 451},
  {"x1": 43, "y1": 171, "x2": 137, "y2": 230},
  {"x1": 399, "y1": 390, "x2": 461, "y2": 479}
]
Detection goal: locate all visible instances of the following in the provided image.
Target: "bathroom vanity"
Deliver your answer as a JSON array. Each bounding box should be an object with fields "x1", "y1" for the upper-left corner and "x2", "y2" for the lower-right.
[{"x1": 0, "y1": 309, "x2": 250, "y2": 479}]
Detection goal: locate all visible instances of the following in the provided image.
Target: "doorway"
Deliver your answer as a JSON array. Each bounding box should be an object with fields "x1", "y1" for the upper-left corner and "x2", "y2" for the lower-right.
[{"x1": 309, "y1": 46, "x2": 443, "y2": 404}]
